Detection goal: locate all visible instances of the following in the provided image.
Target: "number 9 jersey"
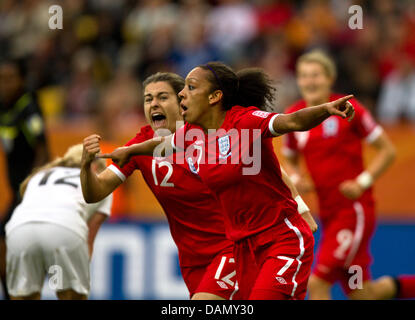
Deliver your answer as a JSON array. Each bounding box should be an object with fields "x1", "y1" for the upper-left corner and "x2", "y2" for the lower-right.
[{"x1": 5, "y1": 167, "x2": 113, "y2": 241}]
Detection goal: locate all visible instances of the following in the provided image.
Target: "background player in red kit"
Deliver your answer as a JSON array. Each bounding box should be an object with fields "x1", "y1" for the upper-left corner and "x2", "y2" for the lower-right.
[
  {"x1": 99, "y1": 62, "x2": 355, "y2": 300},
  {"x1": 282, "y1": 50, "x2": 415, "y2": 300},
  {"x1": 81, "y1": 72, "x2": 315, "y2": 300}
]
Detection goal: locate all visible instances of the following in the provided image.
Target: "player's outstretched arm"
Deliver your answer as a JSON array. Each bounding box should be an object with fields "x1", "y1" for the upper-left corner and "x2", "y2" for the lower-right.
[
  {"x1": 273, "y1": 95, "x2": 355, "y2": 135},
  {"x1": 97, "y1": 134, "x2": 174, "y2": 167},
  {"x1": 81, "y1": 134, "x2": 123, "y2": 203}
]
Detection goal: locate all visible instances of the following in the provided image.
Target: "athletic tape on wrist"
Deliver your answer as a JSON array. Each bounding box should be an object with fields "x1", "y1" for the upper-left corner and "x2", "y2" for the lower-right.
[
  {"x1": 295, "y1": 195, "x2": 309, "y2": 215},
  {"x1": 356, "y1": 171, "x2": 373, "y2": 190}
]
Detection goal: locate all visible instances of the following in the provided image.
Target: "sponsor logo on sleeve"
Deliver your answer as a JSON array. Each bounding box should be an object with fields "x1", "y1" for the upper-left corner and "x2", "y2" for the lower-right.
[{"x1": 252, "y1": 110, "x2": 270, "y2": 118}]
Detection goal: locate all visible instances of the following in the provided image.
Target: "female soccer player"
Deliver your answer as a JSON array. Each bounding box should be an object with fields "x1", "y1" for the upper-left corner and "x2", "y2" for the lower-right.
[
  {"x1": 96, "y1": 62, "x2": 354, "y2": 299},
  {"x1": 5, "y1": 144, "x2": 112, "y2": 300},
  {"x1": 282, "y1": 50, "x2": 415, "y2": 300},
  {"x1": 81, "y1": 72, "x2": 316, "y2": 300}
]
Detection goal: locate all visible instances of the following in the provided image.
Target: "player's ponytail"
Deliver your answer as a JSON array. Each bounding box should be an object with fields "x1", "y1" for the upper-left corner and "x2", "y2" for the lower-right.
[
  {"x1": 199, "y1": 62, "x2": 276, "y2": 111},
  {"x1": 235, "y1": 68, "x2": 276, "y2": 112}
]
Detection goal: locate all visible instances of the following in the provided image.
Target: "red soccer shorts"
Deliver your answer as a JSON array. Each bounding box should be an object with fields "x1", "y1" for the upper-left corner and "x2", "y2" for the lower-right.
[
  {"x1": 181, "y1": 247, "x2": 239, "y2": 299},
  {"x1": 313, "y1": 201, "x2": 376, "y2": 294},
  {"x1": 234, "y1": 212, "x2": 315, "y2": 300}
]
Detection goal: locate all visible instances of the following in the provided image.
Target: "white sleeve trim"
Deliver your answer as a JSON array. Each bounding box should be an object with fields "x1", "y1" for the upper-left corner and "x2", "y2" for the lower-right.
[
  {"x1": 295, "y1": 195, "x2": 310, "y2": 215},
  {"x1": 171, "y1": 133, "x2": 176, "y2": 150},
  {"x1": 268, "y1": 114, "x2": 281, "y2": 136},
  {"x1": 365, "y1": 125, "x2": 383, "y2": 144},
  {"x1": 108, "y1": 164, "x2": 126, "y2": 182}
]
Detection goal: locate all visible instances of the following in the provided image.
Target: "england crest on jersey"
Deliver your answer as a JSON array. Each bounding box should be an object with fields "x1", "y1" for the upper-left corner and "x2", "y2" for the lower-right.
[
  {"x1": 322, "y1": 117, "x2": 339, "y2": 138},
  {"x1": 218, "y1": 135, "x2": 231, "y2": 159},
  {"x1": 187, "y1": 157, "x2": 199, "y2": 174}
]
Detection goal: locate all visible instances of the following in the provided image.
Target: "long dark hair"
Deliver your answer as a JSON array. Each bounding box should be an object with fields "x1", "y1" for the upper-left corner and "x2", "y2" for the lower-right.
[{"x1": 198, "y1": 62, "x2": 276, "y2": 111}]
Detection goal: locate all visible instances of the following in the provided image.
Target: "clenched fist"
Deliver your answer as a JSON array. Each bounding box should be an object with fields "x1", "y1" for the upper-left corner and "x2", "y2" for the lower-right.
[{"x1": 82, "y1": 134, "x2": 102, "y2": 166}]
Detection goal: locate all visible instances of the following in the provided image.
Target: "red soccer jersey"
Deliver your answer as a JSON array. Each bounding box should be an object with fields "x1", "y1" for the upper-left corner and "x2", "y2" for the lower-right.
[
  {"x1": 108, "y1": 125, "x2": 233, "y2": 267},
  {"x1": 173, "y1": 106, "x2": 298, "y2": 242},
  {"x1": 282, "y1": 93, "x2": 382, "y2": 217}
]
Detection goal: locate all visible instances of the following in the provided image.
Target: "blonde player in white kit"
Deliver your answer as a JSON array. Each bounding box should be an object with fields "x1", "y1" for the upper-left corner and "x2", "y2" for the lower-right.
[{"x1": 5, "y1": 144, "x2": 112, "y2": 300}]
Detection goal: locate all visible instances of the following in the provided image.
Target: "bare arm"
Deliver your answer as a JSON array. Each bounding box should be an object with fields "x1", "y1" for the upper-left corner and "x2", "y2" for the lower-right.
[
  {"x1": 339, "y1": 130, "x2": 396, "y2": 200},
  {"x1": 282, "y1": 151, "x2": 314, "y2": 194},
  {"x1": 273, "y1": 95, "x2": 355, "y2": 135},
  {"x1": 281, "y1": 166, "x2": 300, "y2": 198},
  {"x1": 81, "y1": 134, "x2": 123, "y2": 203},
  {"x1": 281, "y1": 166, "x2": 318, "y2": 233},
  {"x1": 98, "y1": 134, "x2": 174, "y2": 168},
  {"x1": 87, "y1": 212, "x2": 108, "y2": 258},
  {"x1": 282, "y1": 151, "x2": 301, "y2": 184},
  {"x1": 364, "y1": 131, "x2": 396, "y2": 180}
]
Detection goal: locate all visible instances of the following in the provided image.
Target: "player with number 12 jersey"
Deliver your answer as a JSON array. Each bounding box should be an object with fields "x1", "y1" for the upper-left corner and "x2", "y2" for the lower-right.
[
  {"x1": 109, "y1": 124, "x2": 239, "y2": 299},
  {"x1": 81, "y1": 73, "x2": 238, "y2": 300}
]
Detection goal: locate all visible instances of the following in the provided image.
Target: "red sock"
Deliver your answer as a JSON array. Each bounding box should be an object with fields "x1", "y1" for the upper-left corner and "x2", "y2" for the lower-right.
[{"x1": 397, "y1": 275, "x2": 415, "y2": 299}]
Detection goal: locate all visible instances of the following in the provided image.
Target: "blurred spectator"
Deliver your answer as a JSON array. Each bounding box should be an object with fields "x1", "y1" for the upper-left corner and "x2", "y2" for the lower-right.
[
  {"x1": 170, "y1": 0, "x2": 219, "y2": 76},
  {"x1": 258, "y1": 34, "x2": 298, "y2": 112},
  {"x1": 255, "y1": 0, "x2": 293, "y2": 34},
  {"x1": 96, "y1": 67, "x2": 143, "y2": 129},
  {"x1": 0, "y1": 0, "x2": 51, "y2": 58},
  {"x1": 0, "y1": 0, "x2": 413, "y2": 124},
  {"x1": 65, "y1": 47, "x2": 99, "y2": 118},
  {"x1": 377, "y1": 53, "x2": 415, "y2": 123},
  {"x1": 123, "y1": 0, "x2": 178, "y2": 43},
  {"x1": 205, "y1": 0, "x2": 258, "y2": 63}
]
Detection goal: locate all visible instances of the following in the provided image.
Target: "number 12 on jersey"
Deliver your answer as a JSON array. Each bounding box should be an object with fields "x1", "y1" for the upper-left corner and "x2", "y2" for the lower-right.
[{"x1": 151, "y1": 159, "x2": 174, "y2": 187}]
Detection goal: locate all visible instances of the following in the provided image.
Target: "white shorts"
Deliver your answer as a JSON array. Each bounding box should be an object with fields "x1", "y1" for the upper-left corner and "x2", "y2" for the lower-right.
[{"x1": 6, "y1": 222, "x2": 90, "y2": 297}]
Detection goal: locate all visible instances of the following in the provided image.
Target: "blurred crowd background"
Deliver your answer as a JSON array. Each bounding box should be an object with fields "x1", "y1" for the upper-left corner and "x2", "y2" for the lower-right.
[{"x1": 1, "y1": 0, "x2": 415, "y2": 220}]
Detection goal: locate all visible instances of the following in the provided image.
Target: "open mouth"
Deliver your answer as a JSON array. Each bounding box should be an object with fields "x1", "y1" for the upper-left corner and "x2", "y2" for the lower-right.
[
  {"x1": 180, "y1": 103, "x2": 188, "y2": 116},
  {"x1": 151, "y1": 113, "x2": 167, "y2": 128}
]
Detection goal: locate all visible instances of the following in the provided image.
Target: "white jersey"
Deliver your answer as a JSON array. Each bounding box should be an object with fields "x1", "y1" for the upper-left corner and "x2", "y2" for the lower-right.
[{"x1": 5, "y1": 166, "x2": 113, "y2": 240}]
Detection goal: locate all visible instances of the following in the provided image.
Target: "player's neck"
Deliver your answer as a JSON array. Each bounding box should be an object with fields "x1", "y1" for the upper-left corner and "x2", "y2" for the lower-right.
[{"x1": 199, "y1": 107, "x2": 227, "y2": 133}]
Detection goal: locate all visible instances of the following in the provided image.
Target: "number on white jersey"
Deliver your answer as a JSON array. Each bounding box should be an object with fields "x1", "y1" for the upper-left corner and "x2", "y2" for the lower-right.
[{"x1": 38, "y1": 169, "x2": 80, "y2": 188}]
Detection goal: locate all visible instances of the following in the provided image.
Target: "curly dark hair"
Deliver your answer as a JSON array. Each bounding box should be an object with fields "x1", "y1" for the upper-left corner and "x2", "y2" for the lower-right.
[{"x1": 198, "y1": 62, "x2": 276, "y2": 111}]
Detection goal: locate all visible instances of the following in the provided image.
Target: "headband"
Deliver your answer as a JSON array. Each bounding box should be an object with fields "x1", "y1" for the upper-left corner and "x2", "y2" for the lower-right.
[
  {"x1": 204, "y1": 64, "x2": 240, "y2": 94},
  {"x1": 204, "y1": 64, "x2": 222, "y2": 89}
]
